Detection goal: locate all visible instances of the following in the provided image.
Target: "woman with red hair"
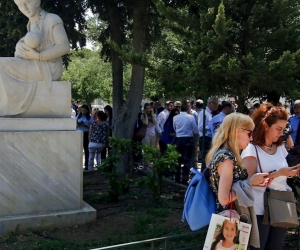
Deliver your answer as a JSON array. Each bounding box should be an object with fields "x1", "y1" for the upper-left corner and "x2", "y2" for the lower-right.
[{"x1": 242, "y1": 103, "x2": 300, "y2": 250}]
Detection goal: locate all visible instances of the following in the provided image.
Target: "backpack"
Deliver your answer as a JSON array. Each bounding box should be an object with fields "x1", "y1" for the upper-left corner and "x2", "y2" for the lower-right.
[
  {"x1": 181, "y1": 149, "x2": 230, "y2": 231},
  {"x1": 181, "y1": 167, "x2": 216, "y2": 231}
]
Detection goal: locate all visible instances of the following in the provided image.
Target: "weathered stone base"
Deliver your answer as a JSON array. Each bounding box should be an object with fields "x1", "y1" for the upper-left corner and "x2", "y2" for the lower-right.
[
  {"x1": 0, "y1": 202, "x2": 96, "y2": 237},
  {"x1": 0, "y1": 130, "x2": 96, "y2": 236}
]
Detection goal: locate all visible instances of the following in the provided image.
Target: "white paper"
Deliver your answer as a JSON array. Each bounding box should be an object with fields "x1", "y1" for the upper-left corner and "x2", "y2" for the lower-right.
[{"x1": 203, "y1": 213, "x2": 252, "y2": 250}]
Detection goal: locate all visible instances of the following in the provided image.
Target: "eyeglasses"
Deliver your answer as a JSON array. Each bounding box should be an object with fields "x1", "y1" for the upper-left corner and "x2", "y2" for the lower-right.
[
  {"x1": 241, "y1": 128, "x2": 253, "y2": 138},
  {"x1": 175, "y1": 106, "x2": 181, "y2": 108}
]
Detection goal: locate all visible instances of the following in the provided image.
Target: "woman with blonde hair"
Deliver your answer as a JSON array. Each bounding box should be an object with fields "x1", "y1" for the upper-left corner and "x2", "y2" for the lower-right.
[{"x1": 206, "y1": 113, "x2": 269, "y2": 214}]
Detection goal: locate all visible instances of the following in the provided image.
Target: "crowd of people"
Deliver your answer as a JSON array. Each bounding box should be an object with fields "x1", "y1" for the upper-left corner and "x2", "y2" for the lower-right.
[
  {"x1": 134, "y1": 98, "x2": 300, "y2": 249},
  {"x1": 73, "y1": 97, "x2": 300, "y2": 249},
  {"x1": 72, "y1": 100, "x2": 113, "y2": 171}
]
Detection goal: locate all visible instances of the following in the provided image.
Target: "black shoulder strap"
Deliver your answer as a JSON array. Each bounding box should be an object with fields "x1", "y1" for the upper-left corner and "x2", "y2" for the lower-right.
[{"x1": 253, "y1": 145, "x2": 263, "y2": 173}]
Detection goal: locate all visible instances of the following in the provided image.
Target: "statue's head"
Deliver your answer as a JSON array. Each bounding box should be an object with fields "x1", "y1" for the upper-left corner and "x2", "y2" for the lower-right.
[{"x1": 14, "y1": 0, "x2": 41, "y2": 19}]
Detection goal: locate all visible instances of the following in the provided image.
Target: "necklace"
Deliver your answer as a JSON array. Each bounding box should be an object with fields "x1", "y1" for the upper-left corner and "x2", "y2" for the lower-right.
[{"x1": 263, "y1": 143, "x2": 273, "y2": 151}]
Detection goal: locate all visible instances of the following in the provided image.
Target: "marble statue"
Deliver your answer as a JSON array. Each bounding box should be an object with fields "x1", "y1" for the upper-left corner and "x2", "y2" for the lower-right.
[
  {"x1": 0, "y1": 0, "x2": 70, "y2": 116},
  {"x1": 24, "y1": 32, "x2": 41, "y2": 49}
]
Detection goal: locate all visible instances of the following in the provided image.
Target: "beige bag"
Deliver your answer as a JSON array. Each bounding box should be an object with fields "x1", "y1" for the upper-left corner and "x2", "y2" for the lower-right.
[{"x1": 254, "y1": 145, "x2": 299, "y2": 228}]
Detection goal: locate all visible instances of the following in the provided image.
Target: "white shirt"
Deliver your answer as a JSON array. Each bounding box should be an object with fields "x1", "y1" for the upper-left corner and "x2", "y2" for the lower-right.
[
  {"x1": 193, "y1": 109, "x2": 202, "y2": 125},
  {"x1": 141, "y1": 114, "x2": 156, "y2": 137},
  {"x1": 155, "y1": 109, "x2": 169, "y2": 133},
  {"x1": 173, "y1": 112, "x2": 198, "y2": 137},
  {"x1": 241, "y1": 144, "x2": 291, "y2": 215},
  {"x1": 71, "y1": 108, "x2": 76, "y2": 118},
  {"x1": 198, "y1": 107, "x2": 213, "y2": 137}
]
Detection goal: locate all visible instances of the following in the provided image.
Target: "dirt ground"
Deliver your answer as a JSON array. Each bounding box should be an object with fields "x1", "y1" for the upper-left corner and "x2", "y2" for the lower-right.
[
  {"x1": 1, "y1": 169, "x2": 299, "y2": 250},
  {"x1": 0, "y1": 170, "x2": 192, "y2": 250}
]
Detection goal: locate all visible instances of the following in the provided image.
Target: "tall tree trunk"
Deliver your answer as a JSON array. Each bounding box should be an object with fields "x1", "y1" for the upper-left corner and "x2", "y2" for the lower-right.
[
  {"x1": 113, "y1": 0, "x2": 149, "y2": 175},
  {"x1": 110, "y1": 4, "x2": 123, "y2": 120}
]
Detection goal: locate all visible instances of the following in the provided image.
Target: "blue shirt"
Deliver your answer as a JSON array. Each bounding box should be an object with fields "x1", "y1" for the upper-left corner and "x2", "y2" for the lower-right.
[
  {"x1": 198, "y1": 107, "x2": 213, "y2": 137},
  {"x1": 289, "y1": 115, "x2": 300, "y2": 142},
  {"x1": 160, "y1": 120, "x2": 176, "y2": 144},
  {"x1": 76, "y1": 114, "x2": 92, "y2": 132},
  {"x1": 209, "y1": 112, "x2": 227, "y2": 137}
]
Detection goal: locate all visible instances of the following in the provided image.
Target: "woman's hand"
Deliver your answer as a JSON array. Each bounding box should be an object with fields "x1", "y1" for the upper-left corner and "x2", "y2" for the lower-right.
[
  {"x1": 249, "y1": 173, "x2": 270, "y2": 187},
  {"x1": 15, "y1": 42, "x2": 39, "y2": 60},
  {"x1": 269, "y1": 166, "x2": 300, "y2": 178}
]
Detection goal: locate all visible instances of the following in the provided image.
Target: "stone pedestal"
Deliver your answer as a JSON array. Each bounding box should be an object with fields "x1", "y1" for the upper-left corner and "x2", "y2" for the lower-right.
[
  {"x1": 0, "y1": 118, "x2": 76, "y2": 131},
  {"x1": 0, "y1": 124, "x2": 96, "y2": 236}
]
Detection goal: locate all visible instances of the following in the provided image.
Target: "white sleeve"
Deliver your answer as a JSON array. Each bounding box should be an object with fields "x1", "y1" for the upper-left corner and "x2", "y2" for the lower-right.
[
  {"x1": 278, "y1": 145, "x2": 288, "y2": 158},
  {"x1": 241, "y1": 143, "x2": 257, "y2": 159},
  {"x1": 155, "y1": 113, "x2": 162, "y2": 133},
  {"x1": 198, "y1": 110, "x2": 204, "y2": 133}
]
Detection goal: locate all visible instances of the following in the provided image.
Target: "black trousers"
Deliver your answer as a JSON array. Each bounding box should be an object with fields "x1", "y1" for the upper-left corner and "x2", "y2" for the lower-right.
[
  {"x1": 83, "y1": 131, "x2": 89, "y2": 169},
  {"x1": 101, "y1": 146, "x2": 107, "y2": 160},
  {"x1": 159, "y1": 140, "x2": 168, "y2": 155},
  {"x1": 175, "y1": 137, "x2": 194, "y2": 182},
  {"x1": 249, "y1": 215, "x2": 287, "y2": 250},
  {"x1": 199, "y1": 136, "x2": 212, "y2": 171}
]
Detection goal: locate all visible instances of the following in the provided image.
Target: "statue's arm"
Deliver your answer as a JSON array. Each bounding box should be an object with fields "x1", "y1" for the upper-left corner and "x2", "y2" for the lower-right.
[
  {"x1": 39, "y1": 23, "x2": 70, "y2": 60},
  {"x1": 14, "y1": 37, "x2": 25, "y2": 58}
]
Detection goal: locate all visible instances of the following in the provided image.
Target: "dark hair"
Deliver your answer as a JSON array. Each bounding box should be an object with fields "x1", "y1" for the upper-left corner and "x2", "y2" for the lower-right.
[
  {"x1": 77, "y1": 104, "x2": 91, "y2": 120},
  {"x1": 252, "y1": 103, "x2": 288, "y2": 146},
  {"x1": 165, "y1": 101, "x2": 173, "y2": 106},
  {"x1": 164, "y1": 108, "x2": 179, "y2": 129},
  {"x1": 97, "y1": 110, "x2": 108, "y2": 121},
  {"x1": 180, "y1": 106, "x2": 187, "y2": 112},
  {"x1": 104, "y1": 105, "x2": 113, "y2": 123},
  {"x1": 210, "y1": 220, "x2": 238, "y2": 250},
  {"x1": 243, "y1": 105, "x2": 249, "y2": 115},
  {"x1": 222, "y1": 101, "x2": 233, "y2": 110},
  {"x1": 253, "y1": 103, "x2": 260, "y2": 109},
  {"x1": 157, "y1": 106, "x2": 164, "y2": 115},
  {"x1": 144, "y1": 103, "x2": 150, "y2": 110},
  {"x1": 196, "y1": 102, "x2": 203, "y2": 109}
]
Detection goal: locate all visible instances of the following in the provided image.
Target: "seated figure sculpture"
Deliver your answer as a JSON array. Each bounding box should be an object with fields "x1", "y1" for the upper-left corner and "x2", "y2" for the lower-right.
[
  {"x1": 24, "y1": 32, "x2": 41, "y2": 49},
  {"x1": 0, "y1": 0, "x2": 70, "y2": 117}
]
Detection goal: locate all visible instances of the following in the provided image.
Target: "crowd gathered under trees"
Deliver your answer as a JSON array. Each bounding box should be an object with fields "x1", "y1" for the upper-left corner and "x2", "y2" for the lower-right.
[
  {"x1": 2, "y1": 0, "x2": 300, "y2": 174},
  {"x1": 1, "y1": 1, "x2": 300, "y2": 247}
]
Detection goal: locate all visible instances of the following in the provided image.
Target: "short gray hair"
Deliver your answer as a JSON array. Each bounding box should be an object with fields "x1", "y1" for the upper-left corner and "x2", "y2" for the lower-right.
[{"x1": 294, "y1": 100, "x2": 300, "y2": 107}]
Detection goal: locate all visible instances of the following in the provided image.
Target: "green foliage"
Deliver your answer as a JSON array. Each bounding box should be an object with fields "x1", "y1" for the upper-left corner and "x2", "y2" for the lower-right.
[
  {"x1": 136, "y1": 144, "x2": 180, "y2": 201},
  {"x1": 100, "y1": 137, "x2": 133, "y2": 202},
  {"x1": 84, "y1": 14, "x2": 108, "y2": 50},
  {"x1": 62, "y1": 49, "x2": 113, "y2": 104},
  {"x1": 151, "y1": 0, "x2": 300, "y2": 105}
]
